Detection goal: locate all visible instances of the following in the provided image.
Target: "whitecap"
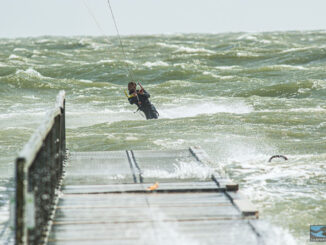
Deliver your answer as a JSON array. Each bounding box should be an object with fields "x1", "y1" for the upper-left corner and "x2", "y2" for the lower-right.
[
  {"x1": 97, "y1": 59, "x2": 114, "y2": 64},
  {"x1": 124, "y1": 60, "x2": 135, "y2": 65},
  {"x1": 202, "y1": 71, "x2": 235, "y2": 80},
  {"x1": 35, "y1": 39, "x2": 51, "y2": 44},
  {"x1": 22, "y1": 95, "x2": 39, "y2": 100},
  {"x1": 236, "y1": 51, "x2": 259, "y2": 57},
  {"x1": 142, "y1": 160, "x2": 213, "y2": 180},
  {"x1": 281, "y1": 46, "x2": 311, "y2": 53},
  {"x1": 215, "y1": 65, "x2": 240, "y2": 70},
  {"x1": 143, "y1": 61, "x2": 169, "y2": 68},
  {"x1": 13, "y1": 48, "x2": 28, "y2": 52},
  {"x1": 15, "y1": 68, "x2": 44, "y2": 78},
  {"x1": 159, "y1": 100, "x2": 253, "y2": 119},
  {"x1": 237, "y1": 34, "x2": 258, "y2": 41},
  {"x1": 174, "y1": 46, "x2": 215, "y2": 54},
  {"x1": 259, "y1": 39, "x2": 272, "y2": 44},
  {"x1": 156, "y1": 42, "x2": 179, "y2": 49},
  {"x1": 273, "y1": 64, "x2": 307, "y2": 70},
  {"x1": 57, "y1": 51, "x2": 73, "y2": 57},
  {"x1": 79, "y1": 79, "x2": 93, "y2": 84},
  {"x1": 8, "y1": 54, "x2": 20, "y2": 59},
  {"x1": 157, "y1": 42, "x2": 214, "y2": 54}
]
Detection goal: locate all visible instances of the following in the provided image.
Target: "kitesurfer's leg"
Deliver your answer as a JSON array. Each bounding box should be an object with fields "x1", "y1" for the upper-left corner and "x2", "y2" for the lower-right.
[
  {"x1": 142, "y1": 109, "x2": 151, "y2": 120},
  {"x1": 149, "y1": 110, "x2": 158, "y2": 119},
  {"x1": 150, "y1": 104, "x2": 159, "y2": 119}
]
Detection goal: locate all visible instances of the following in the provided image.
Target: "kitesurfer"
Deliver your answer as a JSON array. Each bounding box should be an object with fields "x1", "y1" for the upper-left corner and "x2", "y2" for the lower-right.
[{"x1": 127, "y1": 82, "x2": 159, "y2": 120}]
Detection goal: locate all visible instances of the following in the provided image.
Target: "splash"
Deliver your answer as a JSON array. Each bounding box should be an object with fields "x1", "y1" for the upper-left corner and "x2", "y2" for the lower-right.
[
  {"x1": 143, "y1": 160, "x2": 213, "y2": 180},
  {"x1": 158, "y1": 101, "x2": 253, "y2": 119}
]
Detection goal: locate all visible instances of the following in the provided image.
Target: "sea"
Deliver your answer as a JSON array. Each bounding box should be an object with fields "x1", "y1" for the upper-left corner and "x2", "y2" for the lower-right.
[{"x1": 0, "y1": 31, "x2": 326, "y2": 244}]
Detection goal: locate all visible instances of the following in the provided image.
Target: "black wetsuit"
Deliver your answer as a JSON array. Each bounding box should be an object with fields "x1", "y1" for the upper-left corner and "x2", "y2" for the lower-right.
[{"x1": 128, "y1": 90, "x2": 158, "y2": 120}]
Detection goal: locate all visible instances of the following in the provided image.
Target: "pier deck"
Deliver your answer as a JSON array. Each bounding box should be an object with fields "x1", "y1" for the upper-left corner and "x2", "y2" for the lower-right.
[{"x1": 48, "y1": 147, "x2": 261, "y2": 245}]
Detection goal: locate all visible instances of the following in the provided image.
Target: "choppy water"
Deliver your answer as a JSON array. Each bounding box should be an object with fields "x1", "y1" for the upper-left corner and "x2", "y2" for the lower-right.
[{"x1": 1, "y1": 31, "x2": 326, "y2": 244}]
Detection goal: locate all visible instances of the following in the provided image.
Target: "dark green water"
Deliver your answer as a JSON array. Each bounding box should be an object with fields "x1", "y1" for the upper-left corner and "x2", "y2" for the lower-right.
[{"x1": 1, "y1": 31, "x2": 326, "y2": 244}]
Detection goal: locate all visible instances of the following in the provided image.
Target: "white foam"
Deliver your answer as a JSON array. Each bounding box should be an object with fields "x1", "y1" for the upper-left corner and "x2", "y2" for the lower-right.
[
  {"x1": 124, "y1": 60, "x2": 135, "y2": 65},
  {"x1": 97, "y1": 59, "x2": 114, "y2": 64},
  {"x1": 79, "y1": 79, "x2": 93, "y2": 84},
  {"x1": 22, "y1": 95, "x2": 39, "y2": 100},
  {"x1": 9, "y1": 54, "x2": 20, "y2": 59},
  {"x1": 281, "y1": 46, "x2": 312, "y2": 53},
  {"x1": 202, "y1": 71, "x2": 235, "y2": 80},
  {"x1": 159, "y1": 101, "x2": 253, "y2": 119},
  {"x1": 215, "y1": 65, "x2": 240, "y2": 70},
  {"x1": 259, "y1": 39, "x2": 272, "y2": 44},
  {"x1": 15, "y1": 68, "x2": 44, "y2": 78},
  {"x1": 254, "y1": 221, "x2": 298, "y2": 245},
  {"x1": 13, "y1": 48, "x2": 28, "y2": 52},
  {"x1": 143, "y1": 160, "x2": 213, "y2": 180},
  {"x1": 272, "y1": 64, "x2": 307, "y2": 70},
  {"x1": 174, "y1": 46, "x2": 215, "y2": 54},
  {"x1": 35, "y1": 39, "x2": 51, "y2": 44},
  {"x1": 236, "y1": 51, "x2": 259, "y2": 57},
  {"x1": 66, "y1": 109, "x2": 140, "y2": 128},
  {"x1": 157, "y1": 42, "x2": 214, "y2": 54},
  {"x1": 157, "y1": 42, "x2": 179, "y2": 49},
  {"x1": 143, "y1": 61, "x2": 169, "y2": 68},
  {"x1": 237, "y1": 34, "x2": 258, "y2": 41},
  {"x1": 57, "y1": 51, "x2": 73, "y2": 57}
]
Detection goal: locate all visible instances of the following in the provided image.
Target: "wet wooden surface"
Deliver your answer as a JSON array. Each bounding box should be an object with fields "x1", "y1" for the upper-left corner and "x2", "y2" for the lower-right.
[{"x1": 48, "y1": 148, "x2": 261, "y2": 245}]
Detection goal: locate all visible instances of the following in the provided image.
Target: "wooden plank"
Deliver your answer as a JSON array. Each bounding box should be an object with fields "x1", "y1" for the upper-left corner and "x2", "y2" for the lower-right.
[
  {"x1": 233, "y1": 199, "x2": 259, "y2": 218},
  {"x1": 65, "y1": 151, "x2": 135, "y2": 185},
  {"x1": 49, "y1": 220, "x2": 259, "y2": 245},
  {"x1": 62, "y1": 182, "x2": 221, "y2": 194},
  {"x1": 226, "y1": 192, "x2": 259, "y2": 218},
  {"x1": 57, "y1": 192, "x2": 232, "y2": 207},
  {"x1": 212, "y1": 178, "x2": 239, "y2": 192},
  {"x1": 54, "y1": 206, "x2": 239, "y2": 222}
]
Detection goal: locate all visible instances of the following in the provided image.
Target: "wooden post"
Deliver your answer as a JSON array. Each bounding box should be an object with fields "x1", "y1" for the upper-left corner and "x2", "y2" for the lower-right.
[
  {"x1": 14, "y1": 91, "x2": 66, "y2": 245},
  {"x1": 15, "y1": 158, "x2": 27, "y2": 245}
]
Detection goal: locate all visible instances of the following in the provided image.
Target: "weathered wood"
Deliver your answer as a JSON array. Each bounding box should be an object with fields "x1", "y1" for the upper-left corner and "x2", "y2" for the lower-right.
[
  {"x1": 15, "y1": 91, "x2": 66, "y2": 245},
  {"x1": 233, "y1": 200, "x2": 259, "y2": 218},
  {"x1": 65, "y1": 151, "x2": 135, "y2": 185},
  {"x1": 62, "y1": 182, "x2": 223, "y2": 194},
  {"x1": 48, "y1": 149, "x2": 261, "y2": 245},
  {"x1": 48, "y1": 219, "x2": 259, "y2": 245},
  {"x1": 226, "y1": 191, "x2": 259, "y2": 218}
]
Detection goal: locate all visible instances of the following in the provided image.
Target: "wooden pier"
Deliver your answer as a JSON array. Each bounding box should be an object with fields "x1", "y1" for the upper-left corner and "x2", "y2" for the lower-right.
[
  {"x1": 47, "y1": 148, "x2": 261, "y2": 245},
  {"x1": 14, "y1": 91, "x2": 263, "y2": 245}
]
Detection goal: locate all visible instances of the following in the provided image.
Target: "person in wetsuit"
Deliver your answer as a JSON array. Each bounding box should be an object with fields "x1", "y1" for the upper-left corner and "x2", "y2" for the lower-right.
[{"x1": 127, "y1": 82, "x2": 159, "y2": 120}]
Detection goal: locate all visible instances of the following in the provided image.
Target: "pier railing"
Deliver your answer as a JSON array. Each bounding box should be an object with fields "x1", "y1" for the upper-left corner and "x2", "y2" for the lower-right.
[{"x1": 15, "y1": 91, "x2": 66, "y2": 245}]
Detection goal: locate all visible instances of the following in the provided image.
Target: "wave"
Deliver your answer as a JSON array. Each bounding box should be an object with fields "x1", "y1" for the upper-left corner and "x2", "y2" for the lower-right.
[
  {"x1": 174, "y1": 46, "x2": 215, "y2": 54},
  {"x1": 215, "y1": 65, "x2": 240, "y2": 70},
  {"x1": 158, "y1": 101, "x2": 253, "y2": 119},
  {"x1": 143, "y1": 61, "x2": 169, "y2": 68},
  {"x1": 235, "y1": 80, "x2": 319, "y2": 98},
  {"x1": 15, "y1": 67, "x2": 45, "y2": 78},
  {"x1": 142, "y1": 160, "x2": 213, "y2": 180},
  {"x1": 13, "y1": 48, "x2": 29, "y2": 52},
  {"x1": 97, "y1": 59, "x2": 114, "y2": 64},
  {"x1": 8, "y1": 54, "x2": 21, "y2": 60},
  {"x1": 156, "y1": 42, "x2": 214, "y2": 54},
  {"x1": 202, "y1": 71, "x2": 235, "y2": 80}
]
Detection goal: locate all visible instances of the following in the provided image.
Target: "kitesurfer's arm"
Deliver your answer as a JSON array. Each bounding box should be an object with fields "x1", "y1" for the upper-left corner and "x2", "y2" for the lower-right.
[
  {"x1": 140, "y1": 89, "x2": 150, "y2": 98},
  {"x1": 128, "y1": 96, "x2": 138, "y2": 105}
]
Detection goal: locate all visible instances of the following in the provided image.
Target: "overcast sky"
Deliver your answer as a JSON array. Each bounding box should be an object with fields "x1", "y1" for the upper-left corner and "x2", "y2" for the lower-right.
[{"x1": 1, "y1": 0, "x2": 326, "y2": 37}]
